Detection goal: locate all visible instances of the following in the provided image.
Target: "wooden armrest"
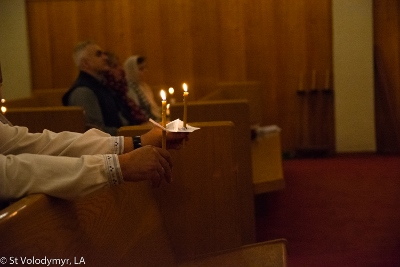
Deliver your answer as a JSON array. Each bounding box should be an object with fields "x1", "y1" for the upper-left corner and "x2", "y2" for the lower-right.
[{"x1": 179, "y1": 239, "x2": 287, "y2": 267}]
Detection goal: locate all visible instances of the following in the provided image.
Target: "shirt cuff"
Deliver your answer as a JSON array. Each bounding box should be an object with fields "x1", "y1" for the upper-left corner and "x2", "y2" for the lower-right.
[
  {"x1": 103, "y1": 154, "x2": 124, "y2": 186},
  {"x1": 112, "y1": 136, "x2": 124, "y2": 154}
]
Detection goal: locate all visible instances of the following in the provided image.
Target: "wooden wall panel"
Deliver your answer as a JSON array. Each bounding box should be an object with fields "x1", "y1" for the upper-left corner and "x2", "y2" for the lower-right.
[{"x1": 26, "y1": 0, "x2": 333, "y2": 153}]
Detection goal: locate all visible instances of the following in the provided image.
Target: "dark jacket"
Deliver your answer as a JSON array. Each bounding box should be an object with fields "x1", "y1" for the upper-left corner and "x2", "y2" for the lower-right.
[{"x1": 63, "y1": 71, "x2": 131, "y2": 129}]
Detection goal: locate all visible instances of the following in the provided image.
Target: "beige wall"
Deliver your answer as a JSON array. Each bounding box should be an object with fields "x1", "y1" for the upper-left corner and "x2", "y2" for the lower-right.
[
  {"x1": 332, "y1": 0, "x2": 376, "y2": 152},
  {"x1": 0, "y1": 0, "x2": 31, "y2": 100}
]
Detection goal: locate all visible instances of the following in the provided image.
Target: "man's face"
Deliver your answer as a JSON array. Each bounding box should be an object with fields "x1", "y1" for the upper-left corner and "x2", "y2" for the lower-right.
[{"x1": 83, "y1": 44, "x2": 109, "y2": 73}]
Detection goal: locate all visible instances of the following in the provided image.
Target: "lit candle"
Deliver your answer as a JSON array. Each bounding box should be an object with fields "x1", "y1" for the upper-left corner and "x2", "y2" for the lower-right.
[
  {"x1": 168, "y1": 87, "x2": 176, "y2": 104},
  {"x1": 182, "y1": 83, "x2": 189, "y2": 128},
  {"x1": 166, "y1": 103, "x2": 170, "y2": 117},
  {"x1": 160, "y1": 90, "x2": 167, "y2": 149}
]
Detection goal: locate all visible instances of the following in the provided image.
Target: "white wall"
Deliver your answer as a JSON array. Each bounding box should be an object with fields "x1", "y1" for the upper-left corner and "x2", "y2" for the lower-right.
[
  {"x1": 332, "y1": 0, "x2": 376, "y2": 152},
  {"x1": 0, "y1": 0, "x2": 32, "y2": 100}
]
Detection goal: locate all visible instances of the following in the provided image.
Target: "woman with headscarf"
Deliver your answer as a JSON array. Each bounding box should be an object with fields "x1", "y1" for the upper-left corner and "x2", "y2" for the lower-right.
[
  {"x1": 124, "y1": 56, "x2": 161, "y2": 121},
  {"x1": 103, "y1": 52, "x2": 148, "y2": 126}
]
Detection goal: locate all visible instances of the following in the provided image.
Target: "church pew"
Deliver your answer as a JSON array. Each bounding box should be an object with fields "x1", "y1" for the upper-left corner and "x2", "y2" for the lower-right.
[
  {"x1": 33, "y1": 88, "x2": 68, "y2": 106},
  {"x1": 169, "y1": 101, "x2": 255, "y2": 247},
  {"x1": 117, "y1": 121, "x2": 256, "y2": 262},
  {"x1": 4, "y1": 106, "x2": 86, "y2": 133},
  {"x1": 5, "y1": 88, "x2": 67, "y2": 108},
  {"x1": 4, "y1": 96, "x2": 41, "y2": 108},
  {"x1": 0, "y1": 121, "x2": 287, "y2": 266},
  {"x1": 252, "y1": 131, "x2": 285, "y2": 194},
  {"x1": 169, "y1": 99, "x2": 285, "y2": 194},
  {"x1": 199, "y1": 81, "x2": 263, "y2": 126},
  {"x1": 0, "y1": 184, "x2": 287, "y2": 267},
  {"x1": 0, "y1": 183, "x2": 176, "y2": 267}
]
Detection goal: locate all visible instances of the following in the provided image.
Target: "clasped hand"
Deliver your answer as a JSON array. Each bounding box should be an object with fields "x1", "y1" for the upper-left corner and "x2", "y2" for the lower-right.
[{"x1": 119, "y1": 127, "x2": 189, "y2": 187}]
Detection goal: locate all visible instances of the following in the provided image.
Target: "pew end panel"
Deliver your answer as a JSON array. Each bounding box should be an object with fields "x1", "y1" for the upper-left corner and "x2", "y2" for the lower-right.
[
  {"x1": 4, "y1": 106, "x2": 86, "y2": 133},
  {"x1": 252, "y1": 131, "x2": 285, "y2": 194},
  {"x1": 118, "y1": 121, "x2": 247, "y2": 262},
  {"x1": 170, "y1": 100, "x2": 256, "y2": 243}
]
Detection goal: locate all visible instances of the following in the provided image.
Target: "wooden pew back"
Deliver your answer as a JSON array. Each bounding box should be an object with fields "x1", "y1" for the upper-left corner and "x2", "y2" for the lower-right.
[
  {"x1": 169, "y1": 100, "x2": 255, "y2": 246},
  {"x1": 33, "y1": 88, "x2": 68, "y2": 106},
  {"x1": 200, "y1": 81, "x2": 263, "y2": 126},
  {"x1": 118, "y1": 121, "x2": 246, "y2": 262},
  {"x1": 0, "y1": 182, "x2": 177, "y2": 266},
  {"x1": 5, "y1": 88, "x2": 67, "y2": 108},
  {"x1": 4, "y1": 106, "x2": 86, "y2": 133}
]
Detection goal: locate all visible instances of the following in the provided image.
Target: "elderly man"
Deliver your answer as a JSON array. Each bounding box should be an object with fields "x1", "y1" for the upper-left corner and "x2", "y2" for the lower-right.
[{"x1": 63, "y1": 41, "x2": 132, "y2": 135}]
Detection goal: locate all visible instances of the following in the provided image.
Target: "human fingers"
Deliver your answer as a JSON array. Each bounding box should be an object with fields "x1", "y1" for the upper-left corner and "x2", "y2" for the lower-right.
[
  {"x1": 153, "y1": 147, "x2": 173, "y2": 168},
  {"x1": 166, "y1": 133, "x2": 189, "y2": 149},
  {"x1": 166, "y1": 132, "x2": 188, "y2": 142},
  {"x1": 152, "y1": 166, "x2": 164, "y2": 187},
  {"x1": 151, "y1": 147, "x2": 172, "y2": 184}
]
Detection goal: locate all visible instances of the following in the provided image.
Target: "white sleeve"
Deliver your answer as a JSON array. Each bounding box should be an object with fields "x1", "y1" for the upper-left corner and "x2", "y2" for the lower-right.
[
  {"x1": 0, "y1": 122, "x2": 124, "y2": 157},
  {"x1": 0, "y1": 153, "x2": 123, "y2": 202},
  {"x1": 0, "y1": 119, "x2": 125, "y2": 202}
]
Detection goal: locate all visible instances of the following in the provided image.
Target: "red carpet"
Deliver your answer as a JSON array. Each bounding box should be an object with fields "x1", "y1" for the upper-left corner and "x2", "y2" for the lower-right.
[{"x1": 255, "y1": 154, "x2": 400, "y2": 267}]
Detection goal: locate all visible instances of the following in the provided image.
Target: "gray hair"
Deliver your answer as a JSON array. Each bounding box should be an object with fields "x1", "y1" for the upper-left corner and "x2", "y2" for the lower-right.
[{"x1": 72, "y1": 40, "x2": 95, "y2": 67}]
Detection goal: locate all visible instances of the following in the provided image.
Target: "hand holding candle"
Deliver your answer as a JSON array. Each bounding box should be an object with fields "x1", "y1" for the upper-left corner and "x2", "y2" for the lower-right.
[
  {"x1": 182, "y1": 83, "x2": 189, "y2": 128},
  {"x1": 160, "y1": 90, "x2": 167, "y2": 149}
]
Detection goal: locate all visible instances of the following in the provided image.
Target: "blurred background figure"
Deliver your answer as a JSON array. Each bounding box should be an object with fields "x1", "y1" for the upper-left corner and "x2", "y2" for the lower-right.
[
  {"x1": 104, "y1": 52, "x2": 148, "y2": 126},
  {"x1": 124, "y1": 56, "x2": 161, "y2": 121}
]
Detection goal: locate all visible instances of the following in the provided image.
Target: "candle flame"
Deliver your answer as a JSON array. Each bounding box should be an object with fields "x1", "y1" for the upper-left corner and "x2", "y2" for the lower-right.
[
  {"x1": 1, "y1": 106, "x2": 6, "y2": 114},
  {"x1": 182, "y1": 83, "x2": 188, "y2": 92},
  {"x1": 168, "y1": 87, "x2": 174, "y2": 94},
  {"x1": 160, "y1": 90, "x2": 166, "y2": 100}
]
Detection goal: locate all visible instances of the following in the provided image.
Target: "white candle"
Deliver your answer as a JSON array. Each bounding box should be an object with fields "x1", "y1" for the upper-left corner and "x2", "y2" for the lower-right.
[
  {"x1": 182, "y1": 83, "x2": 188, "y2": 128},
  {"x1": 160, "y1": 90, "x2": 167, "y2": 149}
]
